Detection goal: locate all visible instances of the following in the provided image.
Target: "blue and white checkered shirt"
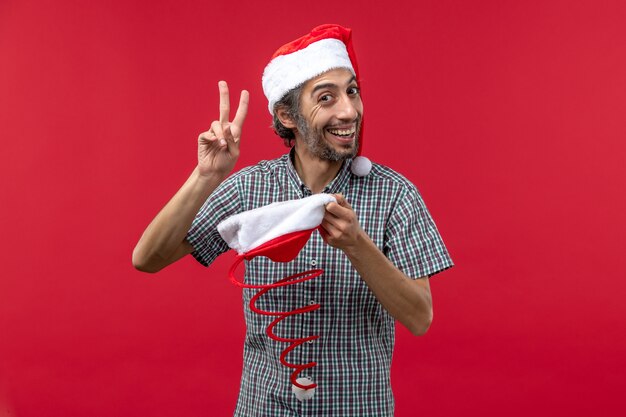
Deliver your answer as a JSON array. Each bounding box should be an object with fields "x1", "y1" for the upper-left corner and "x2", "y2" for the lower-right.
[{"x1": 187, "y1": 151, "x2": 453, "y2": 416}]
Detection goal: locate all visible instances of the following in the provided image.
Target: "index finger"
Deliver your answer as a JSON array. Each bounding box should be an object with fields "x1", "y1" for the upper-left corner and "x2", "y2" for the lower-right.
[
  {"x1": 218, "y1": 80, "x2": 230, "y2": 124},
  {"x1": 333, "y1": 193, "x2": 346, "y2": 206},
  {"x1": 325, "y1": 201, "x2": 348, "y2": 217}
]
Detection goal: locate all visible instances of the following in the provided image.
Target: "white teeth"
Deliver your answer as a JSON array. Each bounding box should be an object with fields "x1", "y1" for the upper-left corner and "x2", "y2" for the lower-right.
[{"x1": 327, "y1": 128, "x2": 355, "y2": 136}]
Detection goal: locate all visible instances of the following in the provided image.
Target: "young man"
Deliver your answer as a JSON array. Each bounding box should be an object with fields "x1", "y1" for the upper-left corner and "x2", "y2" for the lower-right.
[{"x1": 133, "y1": 24, "x2": 452, "y2": 416}]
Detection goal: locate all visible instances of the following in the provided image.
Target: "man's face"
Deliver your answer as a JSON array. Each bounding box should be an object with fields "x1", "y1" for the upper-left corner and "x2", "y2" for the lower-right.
[{"x1": 295, "y1": 68, "x2": 363, "y2": 162}]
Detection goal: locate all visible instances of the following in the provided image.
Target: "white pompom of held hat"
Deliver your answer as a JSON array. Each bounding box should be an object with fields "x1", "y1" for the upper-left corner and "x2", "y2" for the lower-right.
[
  {"x1": 262, "y1": 24, "x2": 371, "y2": 177},
  {"x1": 292, "y1": 377, "x2": 316, "y2": 402}
]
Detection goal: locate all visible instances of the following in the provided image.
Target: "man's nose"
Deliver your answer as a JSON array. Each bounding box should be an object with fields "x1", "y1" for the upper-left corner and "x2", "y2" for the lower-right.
[{"x1": 335, "y1": 94, "x2": 359, "y2": 120}]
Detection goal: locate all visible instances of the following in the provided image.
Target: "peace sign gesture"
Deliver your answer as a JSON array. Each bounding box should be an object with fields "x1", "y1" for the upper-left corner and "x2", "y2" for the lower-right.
[{"x1": 197, "y1": 81, "x2": 249, "y2": 177}]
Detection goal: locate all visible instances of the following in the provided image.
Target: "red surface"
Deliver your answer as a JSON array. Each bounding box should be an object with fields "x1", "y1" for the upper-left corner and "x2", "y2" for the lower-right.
[{"x1": 1, "y1": 1, "x2": 625, "y2": 416}]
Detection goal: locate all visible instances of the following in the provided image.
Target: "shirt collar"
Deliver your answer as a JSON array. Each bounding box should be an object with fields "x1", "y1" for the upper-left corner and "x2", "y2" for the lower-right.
[{"x1": 286, "y1": 148, "x2": 352, "y2": 197}]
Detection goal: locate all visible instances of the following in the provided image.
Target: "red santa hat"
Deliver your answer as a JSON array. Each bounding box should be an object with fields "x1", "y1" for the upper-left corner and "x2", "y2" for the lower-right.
[{"x1": 262, "y1": 24, "x2": 372, "y2": 177}]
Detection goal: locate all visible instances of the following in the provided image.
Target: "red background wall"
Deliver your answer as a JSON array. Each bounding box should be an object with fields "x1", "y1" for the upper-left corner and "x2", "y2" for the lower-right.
[{"x1": 1, "y1": 0, "x2": 625, "y2": 416}]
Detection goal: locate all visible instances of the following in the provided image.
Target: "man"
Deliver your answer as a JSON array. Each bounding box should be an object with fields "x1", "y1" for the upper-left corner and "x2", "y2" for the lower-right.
[{"x1": 133, "y1": 24, "x2": 452, "y2": 416}]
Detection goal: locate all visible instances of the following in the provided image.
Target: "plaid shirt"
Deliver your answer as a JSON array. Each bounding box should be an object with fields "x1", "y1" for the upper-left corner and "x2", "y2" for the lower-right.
[{"x1": 187, "y1": 151, "x2": 453, "y2": 416}]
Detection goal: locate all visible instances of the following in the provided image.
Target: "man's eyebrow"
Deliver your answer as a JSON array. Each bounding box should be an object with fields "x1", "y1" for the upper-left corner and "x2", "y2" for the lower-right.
[{"x1": 310, "y1": 75, "x2": 357, "y2": 97}]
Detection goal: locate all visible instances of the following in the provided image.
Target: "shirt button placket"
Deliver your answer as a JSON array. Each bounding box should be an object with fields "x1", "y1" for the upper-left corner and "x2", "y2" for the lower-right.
[
  {"x1": 307, "y1": 239, "x2": 319, "y2": 349},
  {"x1": 302, "y1": 237, "x2": 320, "y2": 392}
]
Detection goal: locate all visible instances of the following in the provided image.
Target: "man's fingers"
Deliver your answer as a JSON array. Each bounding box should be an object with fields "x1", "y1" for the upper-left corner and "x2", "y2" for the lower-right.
[
  {"x1": 199, "y1": 130, "x2": 226, "y2": 148},
  {"x1": 320, "y1": 220, "x2": 336, "y2": 236},
  {"x1": 218, "y1": 81, "x2": 230, "y2": 125},
  {"x1": 325, "y1": 201, "x2": 350, "y2": 217},
  {"x1": 333, "y1": 193, "x2": 352, "y2": 208},
  {"x1": 324, "y1": 204, "x2": 341, "y2": 219},
  {"x1": 210, "y1": 120, "x2": 224, "y2": 140},
  {"x1": 198, "y1": 129, "x2": 214, "y2": 140},
  {"x1": 321, "y1": 214, "x2": 341, "y2": 231},
  {"x1": 232, "y1": 90, "x2": 249, "y2": 129},
  {"x1": 223, "y1": 124, "x2": 236, "y2": 144}
]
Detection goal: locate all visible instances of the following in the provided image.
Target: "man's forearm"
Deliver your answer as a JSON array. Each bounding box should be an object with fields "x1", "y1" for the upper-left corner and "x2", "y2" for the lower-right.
[
  {"x1": 343, "y1": 234, "x2": 433, "y2": 336},
  {"x1": 132, "y1": 167, "x2": 225, "y2": 272}
]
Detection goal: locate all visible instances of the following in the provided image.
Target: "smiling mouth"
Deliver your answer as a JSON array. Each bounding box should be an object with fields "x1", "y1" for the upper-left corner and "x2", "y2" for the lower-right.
[{"x1": 326, "y1": 127, "x2": 356, "y2": 139}]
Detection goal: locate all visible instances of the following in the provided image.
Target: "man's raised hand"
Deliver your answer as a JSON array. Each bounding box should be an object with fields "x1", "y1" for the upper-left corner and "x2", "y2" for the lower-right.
[{"x1": 197, "y1": 81, "x2": 249, "y2": 177}]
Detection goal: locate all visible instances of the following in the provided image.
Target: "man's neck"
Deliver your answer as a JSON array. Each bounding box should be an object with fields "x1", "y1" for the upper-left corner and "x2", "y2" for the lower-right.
[{"x1": 292, "y1": 142, "x2": 343, "y2": 194}]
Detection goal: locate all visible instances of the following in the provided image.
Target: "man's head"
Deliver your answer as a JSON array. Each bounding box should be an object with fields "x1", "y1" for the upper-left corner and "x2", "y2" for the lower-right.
[{"x1": 263, "y1": 25, "x2": 361, "y2": 149}]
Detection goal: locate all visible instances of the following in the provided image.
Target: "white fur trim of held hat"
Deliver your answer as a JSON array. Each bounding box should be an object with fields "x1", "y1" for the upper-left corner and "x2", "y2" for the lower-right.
[
  {"x1": 262, "y1": 38, "x2": 355, "y2": 114},
  {"x1": 217, "y1": 194, "x2": 336, "y2": 255}
]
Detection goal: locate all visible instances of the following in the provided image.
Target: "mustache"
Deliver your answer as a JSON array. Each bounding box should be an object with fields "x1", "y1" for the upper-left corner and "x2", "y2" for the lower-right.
[{"x1": 325, "y1": 116, "x2": 362, "y2": 130}]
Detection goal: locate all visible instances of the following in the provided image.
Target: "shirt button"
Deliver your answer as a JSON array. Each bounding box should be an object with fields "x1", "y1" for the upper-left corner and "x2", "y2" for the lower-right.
[
  {"x1": 310, "y1": 259, "x2": 317, "y2": 266},
  {"x1": 309, "y1": 300, "x2": 316, "y2": 305},
  {"x1": 307, "y1": 339, "x2": 314, "y2": 344}
]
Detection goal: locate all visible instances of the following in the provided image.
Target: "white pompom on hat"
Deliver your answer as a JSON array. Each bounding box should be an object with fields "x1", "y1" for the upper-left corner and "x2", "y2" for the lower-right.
[
  {"x1": 262, "y1": 24, "x2": 371, "y2": 177},
  {"x1": 292, "y1": 377, "x2": 316, "y2": 402}
]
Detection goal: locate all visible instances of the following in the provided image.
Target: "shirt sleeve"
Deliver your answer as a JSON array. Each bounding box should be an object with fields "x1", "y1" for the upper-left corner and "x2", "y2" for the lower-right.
[
  {"x1": 186, "y1": 176, "x2": 242, "y2": 267},
  {"x1": 384, "y1": 185, "x2": 453, "y2": 278}
]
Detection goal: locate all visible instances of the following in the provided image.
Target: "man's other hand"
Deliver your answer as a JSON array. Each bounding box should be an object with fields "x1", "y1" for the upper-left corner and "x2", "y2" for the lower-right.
[
  {"x1": 197, "y1": 81, "x2": 249, "y2": 177},
  {"x1": 320, "y1": 194, "x2": 365, "y2": 254}
]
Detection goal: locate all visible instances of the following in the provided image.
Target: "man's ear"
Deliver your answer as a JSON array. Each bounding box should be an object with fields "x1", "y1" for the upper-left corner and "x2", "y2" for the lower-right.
[{"x1": 276, "y1": 107, "x2": 297, "y2": 129}]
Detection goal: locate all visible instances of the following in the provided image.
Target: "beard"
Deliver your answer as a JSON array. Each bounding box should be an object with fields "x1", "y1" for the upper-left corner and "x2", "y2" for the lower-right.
[{"x1": 295, "y1": 114, "x2": 361, "y2": 162}]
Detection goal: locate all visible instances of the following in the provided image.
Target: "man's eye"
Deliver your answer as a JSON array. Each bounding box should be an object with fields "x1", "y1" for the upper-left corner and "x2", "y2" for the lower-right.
[
  {"x1": 319, "y1": 94, "x2": 332, "y2": 102},
  {"x1": 348, "y1": 87, "x2": 360, "y2": 95}
]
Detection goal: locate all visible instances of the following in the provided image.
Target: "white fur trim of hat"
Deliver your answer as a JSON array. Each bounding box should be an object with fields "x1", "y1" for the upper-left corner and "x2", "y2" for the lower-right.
[
  {"x1": 217, "y1": 194, "x2": 336, "y2": 255},
  {"x1": 262, "y1": 38, "x2": 354, "y2": 115}
]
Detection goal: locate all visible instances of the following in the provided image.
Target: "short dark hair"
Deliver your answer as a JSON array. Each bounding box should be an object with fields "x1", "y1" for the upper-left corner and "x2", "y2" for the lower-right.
[{"x1": 271, "y1": 84, "x2": 303, "y2": 147}]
